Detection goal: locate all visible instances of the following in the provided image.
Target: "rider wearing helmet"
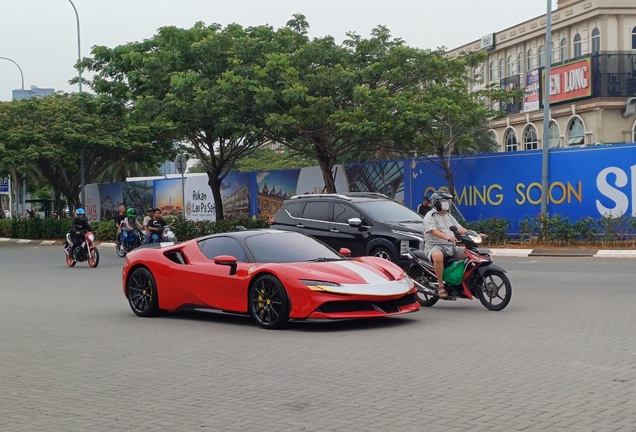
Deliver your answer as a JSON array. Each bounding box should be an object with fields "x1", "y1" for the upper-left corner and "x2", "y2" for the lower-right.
[
  {"x1": 422, "y1": 189, "x2": 486, "y2": 299},
  {"x1": 120, "y1": 207, "x2": 144, "y2": 248},
  {"x1": 69, "y1": 208, "x2": 94, "y2": 259}
]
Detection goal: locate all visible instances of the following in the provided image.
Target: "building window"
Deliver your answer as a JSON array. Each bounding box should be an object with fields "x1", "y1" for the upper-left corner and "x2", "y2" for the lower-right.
[
  {"x1": 527, "y1": 49, "x2": 534, "y2": 70},
  {"x1": 489, "y1": 61, "x2": 495, "y2": 81},
  {"x1": 560, "y1": 38, "x2": 567, "y2": 61},
  {"x1": 592, "y1": 28, "x2": 601, "y2": 53},
  {"x1": 574, "y1": 34, "x2": 582, "y2": 57},
  {"x1": 550, "y1": 42, "x2": 555, "y2": 64},
  {"x1": 504, "y1": 128, "x2": 518, "y2": 152},
  {"x1": 523, "y1": 125, "x2": 539, "y2": 150},
  {"x1": 549, "y1": 121, "x2": 561, "y2": 148},
  {"x1": 538, "y1": 45, "x2": 545, "y2": 67},
  {"x1": 517, "y1": 52, "x2": 523, "y2": 74},
  {"x1": 567, "y1": 118, "x2": 585, "y2": 146},
  {"x1": 498, "y1": 58, "x2": 503, "y2": 79},
  {"x1": 632, "y1": 27, "x2": 636, "y2": 50},
  {"x1": 508, "y1": 55, "x2": 514, "y2": 77}
]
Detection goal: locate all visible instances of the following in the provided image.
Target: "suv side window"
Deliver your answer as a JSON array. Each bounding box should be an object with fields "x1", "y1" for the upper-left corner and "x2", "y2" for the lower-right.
[
  {"x1": 283, "y1": 201, "x2": 304, "y2": 218},
  {"x1": 302, "y1": 201, "x2": 331, "y2": 221},
  {"x1": 333, "y1": 202, "x2": 360, "y2": 224}
]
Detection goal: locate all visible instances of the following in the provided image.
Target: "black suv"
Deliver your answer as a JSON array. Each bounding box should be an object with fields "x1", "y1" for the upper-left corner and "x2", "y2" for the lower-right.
[{"x1": 270, "y1": 193, "x2": 425, "y2": 267}]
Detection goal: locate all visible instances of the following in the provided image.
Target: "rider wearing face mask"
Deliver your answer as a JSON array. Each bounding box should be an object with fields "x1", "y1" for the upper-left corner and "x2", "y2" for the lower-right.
[{"x1": 422, "y1": 190, "x2": 484, "y2": 299}]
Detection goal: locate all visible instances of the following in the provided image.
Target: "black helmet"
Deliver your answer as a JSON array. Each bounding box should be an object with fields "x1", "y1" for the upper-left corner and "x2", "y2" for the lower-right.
[{"x1": 431, "y1": 190, "x2": 453, "y2": 211}]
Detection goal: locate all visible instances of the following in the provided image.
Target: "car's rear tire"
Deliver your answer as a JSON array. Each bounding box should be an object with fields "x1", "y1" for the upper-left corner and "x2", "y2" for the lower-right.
[
  {"x1": 249, "y1": 275, "x2": 290, "y2": 329},
  {"x1": 127, "y1": 267, "x2": 167, "y2": 317},
  {"x1": 371, "y1": 246, "x2": 394, "y2": 263}
]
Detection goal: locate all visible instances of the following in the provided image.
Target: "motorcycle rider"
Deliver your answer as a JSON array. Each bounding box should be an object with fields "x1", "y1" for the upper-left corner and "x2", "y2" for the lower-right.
[
  {"x1": 142, "y1": 208, "x2": 154, "y2": 245},
  {"x1": 114, "y1": 205, "x2": 126, "y2": 248},
  {"x1": 120, "y1": 207, "x2": 144, "y2": 250},
  {"x1": 422, "y1": 190, "x2": 486, "y2": 299},
  {"x1": 68, "y1": 208, "x2": 94, "y2": 260},
  {"x1": 146, "y1": 208, "x2": 167, "y2": 243}
]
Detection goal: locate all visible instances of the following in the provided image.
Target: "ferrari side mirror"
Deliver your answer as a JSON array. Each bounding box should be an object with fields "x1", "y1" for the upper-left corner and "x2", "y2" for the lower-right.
[{"x1": 213, "y1": 255, "x2": 238, "y2": 275}]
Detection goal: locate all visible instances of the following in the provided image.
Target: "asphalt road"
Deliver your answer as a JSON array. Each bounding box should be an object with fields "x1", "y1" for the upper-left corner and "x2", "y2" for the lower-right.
[{"x1": 0, "y1": 242, "x2": 635, "y2": 432}]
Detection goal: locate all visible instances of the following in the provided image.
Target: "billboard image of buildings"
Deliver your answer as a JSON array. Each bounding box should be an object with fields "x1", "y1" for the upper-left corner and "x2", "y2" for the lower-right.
[{"x1": 257, "y1": 170, "x2": 300, "y2": 220}]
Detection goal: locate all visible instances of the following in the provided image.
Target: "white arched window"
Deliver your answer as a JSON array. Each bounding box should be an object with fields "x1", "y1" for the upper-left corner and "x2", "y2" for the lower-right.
[
  {"x1": 560, "y1": 38, "x2": 567, "y2": 61},
  {"x1": 574, "y1": 34, "x2": 582, "y2": 57},
  {"x1": 489, "y1": 61, "x2": 495, "y2": 81},
  {"x1": 524, "y1": 125, "x2": 539, "y2": 150},
  {"x1": 567, "y1": 117, "x2": 585, "y2": 146},
  {"x1": 592, "y1": 28, "x2": 601, "y2": 53},
  {"x1": 508, "y1": 55, "x2": 514, "y2": 77},
  {"x1": 549, "y1": 121, "x2": 561, "y2": 148},
  {"x1": 632, "y1": 27, "x2": 636, "y2": 50},
  {"x1": 538, "y1": 45, "x2": 545, "y2": 67},
  {"x1": 517, "y1": 52, "x2": 523, "y2": 74},
  {"x1": 498, "y1": 58, "x2": 504, "y2": 79},
  {"x1": 527, "y1": 49, "x2": 534, "y2": 70},
  {"x1": 504, "y1": 128, "x2": 518, "y2": 152}
]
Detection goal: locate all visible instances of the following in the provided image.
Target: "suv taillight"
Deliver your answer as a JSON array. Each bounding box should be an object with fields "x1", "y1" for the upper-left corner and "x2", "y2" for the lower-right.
[{"x1": 269, "y1": 214, "x2": 276, "y2": 223}]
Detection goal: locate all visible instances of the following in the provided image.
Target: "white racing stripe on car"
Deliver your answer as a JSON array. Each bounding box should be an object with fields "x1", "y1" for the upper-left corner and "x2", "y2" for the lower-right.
[
  {"x1": 332, "y1": 261, "x2": 389, "y2": 284},
  {"x1": 313, "y1": 261, "x2": 411, "y2": 296}
]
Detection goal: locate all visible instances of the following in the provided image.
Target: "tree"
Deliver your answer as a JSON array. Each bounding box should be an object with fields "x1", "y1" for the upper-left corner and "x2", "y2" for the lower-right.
[
  {"x1": 0, "y1": 93, "x2": 174, "y2": 214},
  {"x1": 394, "y1": 49, "x2": 524, "y2": 197},
  {"x1": 254, "y1": 22, "x2": 422, "y2": 192},
  {"x1": 83, "y1": 21, "x2": 308, "y2": 220}
]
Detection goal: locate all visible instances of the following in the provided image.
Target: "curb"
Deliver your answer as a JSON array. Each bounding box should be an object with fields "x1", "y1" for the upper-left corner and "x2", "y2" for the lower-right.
[{"x1": 1, "y1": 239, "x2": 635, "y2": 257}]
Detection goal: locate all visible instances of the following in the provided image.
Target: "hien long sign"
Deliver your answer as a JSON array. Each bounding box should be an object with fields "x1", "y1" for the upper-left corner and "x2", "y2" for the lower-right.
[{"x1": 541, "y1": 57, "x2": 592, "y2": 106}]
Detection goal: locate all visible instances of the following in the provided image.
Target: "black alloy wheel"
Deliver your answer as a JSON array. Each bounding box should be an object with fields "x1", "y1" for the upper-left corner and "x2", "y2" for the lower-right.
[
  {"x1": 475, "y1": 270, "x2": 512, "y2": 311},
  {"x1": 127, "y1": 267, "x2": 167, "y2": 317},
  {"x1": 408, "y1": 266, "x2": 439, "y2": 307},
  {"x1": 249, "y1": 275, "x2": 290, "y2": 329}
]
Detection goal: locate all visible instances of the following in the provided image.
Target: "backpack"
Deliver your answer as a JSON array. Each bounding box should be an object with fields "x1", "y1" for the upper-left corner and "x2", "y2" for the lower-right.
[{"x1": 443, "y1": 261, "x2": 465, "y2": 286}]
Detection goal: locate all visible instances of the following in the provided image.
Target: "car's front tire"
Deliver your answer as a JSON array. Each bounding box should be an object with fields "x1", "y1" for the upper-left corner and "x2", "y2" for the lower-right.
[
  {"x1": 371, "y1": 246, "x2": 394, "y2": 262},
  {"x1": 249, "y1": 275, "x2": 290, "y2": 329},
  {"x1": 127, "y1": 267, "x2": 167, "y2": 317}
]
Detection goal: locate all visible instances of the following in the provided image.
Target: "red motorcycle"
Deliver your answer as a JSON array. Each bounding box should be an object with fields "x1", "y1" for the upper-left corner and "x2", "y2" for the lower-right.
[
  {"x1": 405, "y1": 226, "x2": 511, "y2": 311},
  {"x1": 64, "y1": 231, "x2": 100, "y2": 268}
]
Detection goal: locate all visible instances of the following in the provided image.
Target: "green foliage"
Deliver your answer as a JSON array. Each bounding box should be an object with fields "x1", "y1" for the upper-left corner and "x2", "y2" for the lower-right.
[
  {"x1": 459, "y1": 216, "x2": 512, "y2": 245},
  {"x1": 0, "y1": 217, "x2": 70, "y2": 239},
  {"x1": 96, "y1": 220, "x2": 118, "y2": 241}
]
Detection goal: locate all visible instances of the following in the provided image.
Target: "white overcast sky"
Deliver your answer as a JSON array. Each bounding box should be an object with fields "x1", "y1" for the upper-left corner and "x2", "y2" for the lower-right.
[{"x1": 0, "y1": 0, "x2": 558, "y2": 101}]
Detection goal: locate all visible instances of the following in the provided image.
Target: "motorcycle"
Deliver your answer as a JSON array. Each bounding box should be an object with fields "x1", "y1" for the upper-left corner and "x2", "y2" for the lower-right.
[
  {"x1": 405, "y1": 226, "x2": 512, "y2": 311},
  {"x1": 63, "y1": 231, "x2": 100, "y2": 268},
  {"x1": 162, "y1": 225, "x2": 177, "y2": 242},
  {"x1": 116, "y1": 228, "x2": 146, "y2": 257}
]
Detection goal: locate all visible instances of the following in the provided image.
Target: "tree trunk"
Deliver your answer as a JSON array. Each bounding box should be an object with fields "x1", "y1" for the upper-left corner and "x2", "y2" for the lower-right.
[
  {"x1": 207, "y1": 174, "x2": 224, "y2": 222},
  {"x1": 437, "y1": 148, "x2": 456, "y2": 199},
  {"x1": 316, "y1": 153, "x2": 337, "y2": 194}
]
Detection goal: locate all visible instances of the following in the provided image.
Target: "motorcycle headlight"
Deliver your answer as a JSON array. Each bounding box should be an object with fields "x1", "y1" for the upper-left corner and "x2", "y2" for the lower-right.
[
  {"x1": 467, "y1": 233, "x2": 482, "y2": 244},
  {"x1": 87, "y1": 233, "x2": 95, "y2": 242},
  {"x1": 300, "y1": 280, "x2": 341, "y2": 291}
]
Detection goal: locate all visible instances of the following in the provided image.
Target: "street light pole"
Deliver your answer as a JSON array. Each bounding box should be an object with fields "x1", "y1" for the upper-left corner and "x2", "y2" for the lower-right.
[
  {"x1": 0, "y1": 56, "x2": 25, "y2": 91},
  {"x1": 67, "y1": 0, "x2": 85, "y2": 209},
  {"x1": 540, "y1": 0, "x2": 553, "y2": 217}
]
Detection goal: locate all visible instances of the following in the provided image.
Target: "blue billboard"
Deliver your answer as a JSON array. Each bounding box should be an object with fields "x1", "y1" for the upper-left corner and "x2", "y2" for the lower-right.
[{"x1": 409, "y1": 143, "x2": 636, "y2": 229}]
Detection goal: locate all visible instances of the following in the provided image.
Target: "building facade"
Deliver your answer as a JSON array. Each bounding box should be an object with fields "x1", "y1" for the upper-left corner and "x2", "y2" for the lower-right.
[
  {"x1": 448, "y1": 0, "x2": 636, "y2": 151},
  {"x1": 12, "y1": 85, "x2": 55, "y2": 100}
]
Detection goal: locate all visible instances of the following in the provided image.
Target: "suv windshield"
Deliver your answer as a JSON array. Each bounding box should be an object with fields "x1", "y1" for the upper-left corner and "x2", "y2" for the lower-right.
[
  {"x1": 355, "y1": 200, "x2": 423, "y2": 223},
  {"x1": 245, "y1": 231, "x2": 341, "y2": 263}
]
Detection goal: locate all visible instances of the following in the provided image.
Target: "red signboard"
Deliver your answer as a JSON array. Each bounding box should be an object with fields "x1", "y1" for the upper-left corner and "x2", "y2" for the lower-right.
[{"x1": 542, "y1": 57, "x2": 592, "y2": 104}]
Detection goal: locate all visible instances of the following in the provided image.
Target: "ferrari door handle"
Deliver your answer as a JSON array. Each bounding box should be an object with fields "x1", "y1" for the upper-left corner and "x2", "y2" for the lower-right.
[
  {"x1": 296, "y1": 223, "x2": 304, "y2": 228},
  {"x1": 330, "y1": 228, "x2": 339, "y2": 233}
]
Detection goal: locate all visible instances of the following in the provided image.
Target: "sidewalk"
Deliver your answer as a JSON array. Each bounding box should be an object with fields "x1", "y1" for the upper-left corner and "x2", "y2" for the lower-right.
[{"x1": 2, "y1": 237, "x2": 636, "y2": 258}]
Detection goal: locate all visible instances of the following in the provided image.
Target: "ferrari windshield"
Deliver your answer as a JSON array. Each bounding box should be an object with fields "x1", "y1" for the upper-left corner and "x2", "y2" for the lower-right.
[
  {"x1": 355, "y1": 200, "x2": 423, "y2": 223},
  {"x1": 245, "y1": 231, "x2": 342, "y2": 263}
]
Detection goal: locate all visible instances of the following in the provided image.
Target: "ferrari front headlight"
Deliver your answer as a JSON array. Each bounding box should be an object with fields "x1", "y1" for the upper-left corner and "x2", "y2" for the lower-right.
[{"x1": 300, "y1": 280, "x2": 341, "y2": 291}]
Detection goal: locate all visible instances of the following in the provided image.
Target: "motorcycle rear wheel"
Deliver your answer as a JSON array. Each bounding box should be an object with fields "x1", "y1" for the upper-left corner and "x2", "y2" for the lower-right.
[
  {"x1": 408, "y1": 267, "x2": 439, "y2": 307},
  {"x1": 116, "y1": 242, "x2": 127, "y2": 258},
  {"x1": 475, "y1": 270, "x2": 511, "y2": 311},
  {"x1": 88, "y1": 248, "x2": 100, "y2": 268}
]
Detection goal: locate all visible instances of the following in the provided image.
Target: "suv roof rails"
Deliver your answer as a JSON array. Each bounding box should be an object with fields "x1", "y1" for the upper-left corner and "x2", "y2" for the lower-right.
[
  {"x1": 289, "y1": 193, "x2": 352, "y2": 200},
  {"x1": 288, "y1": 192, "x2": 390, "y2": 201}
]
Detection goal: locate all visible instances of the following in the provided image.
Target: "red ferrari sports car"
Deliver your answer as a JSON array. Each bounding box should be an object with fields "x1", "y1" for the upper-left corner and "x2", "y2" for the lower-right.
[{"x1": 122, "y1": 229, "x2": 419, "y2": 329}]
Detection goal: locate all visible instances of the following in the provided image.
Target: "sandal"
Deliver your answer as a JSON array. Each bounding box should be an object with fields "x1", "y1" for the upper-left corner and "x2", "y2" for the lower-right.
[{"x1": 437, "y1": 286, "x2": 449, "y2": 299}]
